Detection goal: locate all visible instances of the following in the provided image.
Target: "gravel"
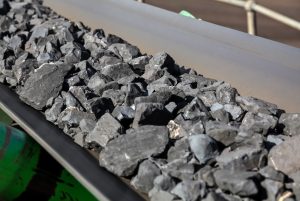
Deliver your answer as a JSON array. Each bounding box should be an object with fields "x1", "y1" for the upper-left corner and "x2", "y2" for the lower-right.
[{"x1": 1, "y1": 1, "x2": 299, "y2": 200}]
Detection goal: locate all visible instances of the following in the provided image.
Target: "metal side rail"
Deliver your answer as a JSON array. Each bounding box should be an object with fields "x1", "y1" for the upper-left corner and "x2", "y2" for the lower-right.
[{"x1": 0, "y1": 84, "x2": 144, "y2": 201}]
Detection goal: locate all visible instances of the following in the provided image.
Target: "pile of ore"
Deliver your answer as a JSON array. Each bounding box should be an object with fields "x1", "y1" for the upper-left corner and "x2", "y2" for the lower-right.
[{"x1": 1, "y1": 0, "x2": 300, "y2": 200}]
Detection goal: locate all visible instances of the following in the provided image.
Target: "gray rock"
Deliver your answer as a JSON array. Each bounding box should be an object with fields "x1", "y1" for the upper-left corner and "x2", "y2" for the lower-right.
[
  {"x1": 202, "y1": 192, "x2": 229, "y2": 201},
  {"x1": 102, "y1": 89, "x2": 125, "y2": 106},
  {"x1": 86, "y1": 113, "x2": 123, "y2": 147},
  {"x1": 125, "y1": 83, "x2": 146, "y2": 106},
  {"x1": 19, "y1": 63, "x2": 73, "y2": 110},
  {"x1": 236, "y1": 96, "x2": 278, "y2": 115},
  {"x1": 12, "y1": 59, "x2": 38, "y2": 85},
  {"x1": 128, "y1": 55, "x2": 150, "y2": 75},
  {"x1": 216, "y1": 145, "x2": 267, "y2": 171},
  {"x1": 205, "y1": 121, "x2": 238, "y2": 146},
  {"x1": 167, "y1": 137, "x2": 190, "y2": 162},
  {"x1": 63, "y1": 92, "x2": 80, "y2": 108},
  {"x1": 108, "y1": 43, "x2": 140, "y2": 62},
  {"x1": 189, "y1": 134, "x2": 219, "y2": 164},
  {"x1": 213, "y1": 170, "x2": 259, "y2": 197},
  {"x1": 240, "y1": 112, "x2": 278, "y2": 135},
  {"x1": 29, "y1": 26, "x2": 49, "y2": 41},
  {"x1": 210, "y1": 108, "x2": 230, "y2": 123},
  {"x1": 153, "y1": 174, "x2": 176, "y2": 191},
  {"x1": 99, "y1": 126, "x2": 169, "y2": 176},
  {"x1": 149, "y1": 189, "x2": 176, "y2": 201},
  {"x1": 57, "y1": 108, "x2": 95, "y2": 128},
  {"x1": 67, "y1": 75, "x2": 81, "y2": 87},
  {"x1": 88, "y1": 97, "x2": 115, "y2": 119},
  {"x1": 261, "y1": 179, "x2": 284, "y2": 201},
  {"x1": 216, "y1": 83, "x2": 237, "y2": 104},
  {"x1": 133, "y1": 102, "x2": 171, "y2": 128},
  {"x1": 94, "y1": 55, "x2": 122, "y2": 70},
  {"x1": 45, "y1": 97, "x2": 64, "y2": 122},
  {"x1": 74, "y1": 132, "x2": 85, "y2": 147},
  {"x1": 131, "y1": 160, "x2": 161, "y2": 193},
  {"x1": 193, "y1": 166, "x2": 215, "y2": 187},
  {"x1": 161, "y1": 158, "x2": 195, "y2": 181},
  {"x1": 101, "y1": 63, "x2": 136, "y2": 81},
  {"x1": 112, "y1": 105, "x2": 135, "y2": 123},
  {"x1": 279, "y1": 113, "x2": 300, "y2": 136},
  {"x1": 198, "y1": 91, "x2": 218, "y2": 108},
  {"x1": 149, "y1": 52, "x2": 175, "y2": 70},
  {"x1": 69, "y1": 86, "x2": 91, "y2": 111},
  {"x1": 79, "y1": 118, "x2": 96, "y2": 134},
  {"x1": 224, "y1": 104, "x2": 243, "y2": 120},
  {"x1": 268, "y1": 135, "x2": 300, "y2": 175},
  {"x1": 182, "y1": 97, "x2": 211, "y2": 121},
  {"x1": 171, "y1": 180, "x2": 207, "y2": 201},
  {"x1": 87, "y1": 73, "x2": 111, "y2": 93},
  {"x1": 259, "y1": 166, "x2": 285, "y2": 182}
]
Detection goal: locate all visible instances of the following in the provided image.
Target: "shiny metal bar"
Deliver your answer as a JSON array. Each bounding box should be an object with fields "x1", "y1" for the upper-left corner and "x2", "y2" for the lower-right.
[{"x1": 44, "y1": 0, "x2": 300, "y2": 112}]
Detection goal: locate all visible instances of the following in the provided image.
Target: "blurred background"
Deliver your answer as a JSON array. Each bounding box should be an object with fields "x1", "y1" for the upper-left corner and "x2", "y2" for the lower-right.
[{"x1": 142, "y1": 0, "x2": 300, "y2": 48}]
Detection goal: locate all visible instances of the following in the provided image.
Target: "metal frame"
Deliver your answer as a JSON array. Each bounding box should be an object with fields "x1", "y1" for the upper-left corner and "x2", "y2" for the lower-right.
[{"x1": 216, "y1": 0, "x2": 300, "y2": 35}]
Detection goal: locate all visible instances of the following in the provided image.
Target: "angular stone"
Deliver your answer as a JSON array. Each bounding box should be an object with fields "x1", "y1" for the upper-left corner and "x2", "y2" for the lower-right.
[
  {"x1": 261, "y1": 179, "x2": 284, "y2": 201},
  {"x1": 88, "y1": 97, "x2": 114, "y2": 119},
  {"x1": 79, "y1": 118, "x2": 96, "y2": 134},
  {"x1": 198, "y1": 91, "x2": 218, "y2": 108},
  {"x1": 279, "y1": 113, "x2": 300, "y2": 136},
  {"x1": 268, "y1": 135, "x2": 300, "y2": 175},
  {"x1": 131, "y1": 160, "x2": 161, "y2": 193},
  {"x1": 133, "y1": 103, "x2": 171, "y2": 128},
  {"x1": 240, "y1": 112, "x2": 278, "y2": 135},
  {"x1": 216, "y1": 83, "x2": 237, "y2": 104},
  {"x1": 205, "y1": 121, "x2": 238, "y2": 146},
  {"x1": 189, "y1": 134, "x2": 219, "y2": 165},
  {"x1": 124, "y1": 83, "x2": 146, "y2": 106},
  {"x1": 29, "y1": 26, "x2": 49, "y2": 41},
  {"x1": 101, "y1": 63, "x2": 136, "y2": 81},
  {"x1": 167, "y1": 137, "x2": 190, "y2": 162},
  {"x1": 149, "y1": 52, "x2": 175, "y2": 70},
  {"x1": 149, "y1": 189, "x2": 175, "y2": 201},
  {"x1": 153, "y1": 174, "x2": 176, "y2": 191},
  {"x1": 108, "y1": 43, "x2": 140, "y2": 62},
  {"x1": 57, "y1": 108, "x2": 95, "y2": 128},
  {"x1": 19, "y1": 63, "x2": 73, "y2": 110},
  {"x1": 99, "y1": 126, "x2": 169, "y2": 176},
  {"x1": 236, "y1": 96, "x2": 278, "y2": 115},
  {"x1": 45, "y1": 97, "x2": 64, "y2": 122},
  {"x1": 171, "y1": 180, "x2": 207, "y2": 201},
  {"x1": 128, "y1": 55, "x2": 150, "y2": 75},
  {"x1": 12, "y1": 59, "x2": 38, "y2": 85},
  {"x1": 161, "y1": 158, "x2": 195, "y2": 180},
  {"x1": 112, "y1": 105, "x2": 135, "y2": 124},
  {"x1": 216, "y1": 145, "x2": 267, "y2": 171},
  {"x1": 182, "y1": 97, "x2": 211, "y2": 121},
  {"x1": 202, "y1": 192, "x2": 230, "y2": 201},
  {"x1": 259, "y1": 166, "x2": 285, "y2": 182},
  {"x1": 102, "y1": 89, "x2": 125, "y2": 106},
  {"x1": 223, "y1": 104, "x2": 243, "y2": 120},
  {"x1": 193, "y1": 166, "x2": 215, "y2": 187},
  {"x1": 63, "y1": 92, "x2": 80, "y2": 108},
  {"x1": 213, "y1": 170, "x2": 259, "y2": 197},
  {"x1": 94, "y1": 55, "x2": 122, "y2": 71},
  {"x1": 67, "y1": 75, "x2": 81, "y2": 87}
]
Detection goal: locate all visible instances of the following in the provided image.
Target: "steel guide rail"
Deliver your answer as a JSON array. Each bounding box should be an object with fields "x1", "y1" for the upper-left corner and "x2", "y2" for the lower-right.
[
  {"x1": 0, "y1": 84, "x2": 144, "y2": 201},
  {"x1": 44, "y1": 0, "x2": 300, "y2": 113}
]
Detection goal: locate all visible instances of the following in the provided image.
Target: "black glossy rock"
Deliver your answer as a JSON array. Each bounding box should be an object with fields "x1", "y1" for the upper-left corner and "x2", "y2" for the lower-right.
[
  {"x1": 171, "y1": 180, "x2": 207, "y2": 201},
  {"x1": 86, "y1": 113, "x2": 122, "y2": 147},
  {"x1": 131, "y1": 160, "x2": 161, "y2": 193},
  {"x1": 279, "y1": 113, "x2": 300, "y2": 136},
  {"x1": 189, "y1": 134, "x2": 219, "y2": 164},
  {"x1": 99, "y1": 126, "x2": 169, "y2": 176},
  {"x1": 133, "y1": 102, "x2": 172, "y2": 128},
  {"x1": 213, "y1": 170, "x2": 259, "y2": 197},
  {"x1": 88, "y1": 97, "x2": 114, "y2": 119},
  {"x1": 19, "y1": 63, "x2": 73, "y2": 110}
]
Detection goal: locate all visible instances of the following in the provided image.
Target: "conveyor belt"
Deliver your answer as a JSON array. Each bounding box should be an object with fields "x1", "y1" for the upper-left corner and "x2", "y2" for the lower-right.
[
  {"x1": 44, "y1": 0, "x2": 300, "y2": 113},
  {"x1": 0, "y1": 84, "x2": 144, "y2": 201}
]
